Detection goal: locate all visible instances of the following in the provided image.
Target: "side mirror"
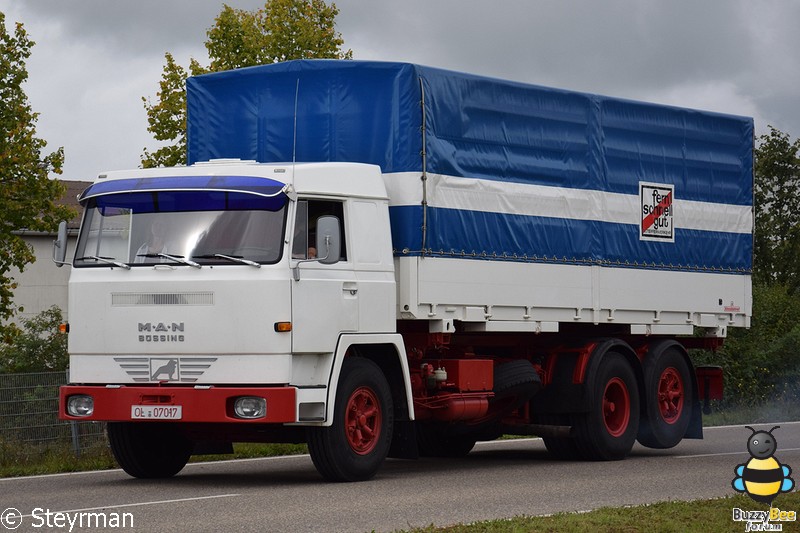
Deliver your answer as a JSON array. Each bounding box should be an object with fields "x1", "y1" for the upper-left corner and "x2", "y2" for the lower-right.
[
  {"x1": 316, "y1": 216, "x2": 341, "y2": 265},
  {"x1": 292, "y1": 215, "x2": 342, "y2": 281},
  {"x1": 52, "y1": 221, "x2": 69, "y2": 267}
]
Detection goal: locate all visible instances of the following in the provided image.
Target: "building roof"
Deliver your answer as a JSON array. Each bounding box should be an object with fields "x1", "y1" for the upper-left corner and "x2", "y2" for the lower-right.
[
  {"x1": 13, "y1": 180, "x2": 93, "y2": 236},
  {"x1": 61, "y1": 180, "x2": 92, "y2": 230}
]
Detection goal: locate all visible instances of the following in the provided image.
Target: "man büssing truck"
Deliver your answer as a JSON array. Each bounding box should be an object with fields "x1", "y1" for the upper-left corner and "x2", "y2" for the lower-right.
[{"x1": 56, "y1": 61, "x2": 751, "y2": 482}]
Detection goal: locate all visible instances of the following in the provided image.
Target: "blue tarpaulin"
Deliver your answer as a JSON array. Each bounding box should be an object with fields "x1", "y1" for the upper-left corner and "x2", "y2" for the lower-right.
[{"x1": 187, "y1": 60, "x2": 753, "y2": 273}]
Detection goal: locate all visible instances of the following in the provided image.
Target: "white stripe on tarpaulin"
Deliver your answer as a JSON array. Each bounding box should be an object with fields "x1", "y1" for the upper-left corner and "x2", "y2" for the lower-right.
[{"x1": 382, "y1": 172, "x2": 752, "y2": 235}]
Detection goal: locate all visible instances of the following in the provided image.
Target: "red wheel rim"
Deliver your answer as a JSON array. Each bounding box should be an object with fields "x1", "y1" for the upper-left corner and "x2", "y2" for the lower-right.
[
  {"x1": 603, "y1": 377, "x2": 631, "y2": 437},
  {"x1": 657, "y1": 367, "x2": 684, "y2": 424},
  {"x1": 345, "y1": 386, "x2": 382, "y2": 455}
]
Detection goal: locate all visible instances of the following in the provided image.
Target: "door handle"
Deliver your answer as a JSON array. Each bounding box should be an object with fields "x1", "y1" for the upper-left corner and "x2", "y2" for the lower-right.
[{"x1": 343, "y1": 282, "x2": 358, "y2": 296}]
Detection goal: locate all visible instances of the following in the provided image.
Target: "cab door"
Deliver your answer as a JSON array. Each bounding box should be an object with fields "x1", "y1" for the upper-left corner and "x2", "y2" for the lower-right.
[{"x1": 290, "y1": 200, "x2": 358, "y2": 353}]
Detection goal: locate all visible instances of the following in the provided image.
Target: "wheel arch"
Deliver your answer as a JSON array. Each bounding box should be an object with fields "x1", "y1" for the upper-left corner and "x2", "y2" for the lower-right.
[
  {"x1": 584, "y1": 338, "x2": 644, "y2": 404},
  {"x1": 533, "y1": 337, "x2": 643, "y2": 416},
  {"x1": 324, "y1": 334, "x2": 414, "y2": 427}
]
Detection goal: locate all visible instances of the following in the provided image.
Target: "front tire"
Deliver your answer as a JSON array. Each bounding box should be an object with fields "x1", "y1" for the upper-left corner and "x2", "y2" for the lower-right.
[
  {"x1": 307, "y1": 357, "x2": 393, "y2": 481},
  {"x1": 107, "y1": 422, "x2": 192, "y2": 478}
]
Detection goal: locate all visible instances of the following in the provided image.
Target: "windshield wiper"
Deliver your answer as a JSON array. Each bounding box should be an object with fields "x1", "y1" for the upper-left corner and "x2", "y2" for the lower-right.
[
  {"x1": 193, "y1": 254, "x2": 261, "y2": 268},
  {"x1": 136, "y1": 253, "x2": 202, "y2": 269},
  {"x1": 75, "y1": 256, "x2": 131, "y2": 270}
]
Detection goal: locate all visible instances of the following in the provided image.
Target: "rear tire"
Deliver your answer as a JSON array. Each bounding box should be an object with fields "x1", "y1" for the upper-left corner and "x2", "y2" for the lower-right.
[
  {"x1": 307, "y1": 357, "x2": 393, "y2": 481},
  {"x1": 107, "y1": 422, "x2": 192, "y2": 478},
  {"x1": 539, "y1": 414, "x2": 582, "y2": 460},
  {"x1": 572, "y1": 352, "x2": 639, "y2": 461},
  {"x1": 637, "y1": 347, "x2": 693, "y2": 449}
]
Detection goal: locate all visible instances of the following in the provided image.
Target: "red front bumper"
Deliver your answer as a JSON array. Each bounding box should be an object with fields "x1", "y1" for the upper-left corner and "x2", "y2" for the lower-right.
[{"x1": 59, "y1": 385, "x2": 297, "y2": 423}]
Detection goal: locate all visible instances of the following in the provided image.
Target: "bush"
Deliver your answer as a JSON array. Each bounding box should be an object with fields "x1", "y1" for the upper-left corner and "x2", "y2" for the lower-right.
[
  {"x1": 0, "y1": 306, "x2": 68, "y2": 373},
  {"x1": 693, "y1": 283, "x2": 800, "y2": 406}
]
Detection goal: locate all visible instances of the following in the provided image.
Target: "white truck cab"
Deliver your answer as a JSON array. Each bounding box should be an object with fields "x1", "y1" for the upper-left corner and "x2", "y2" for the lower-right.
[{"x1": 59, "y1": 161, "x2": 413, "y2": 480}]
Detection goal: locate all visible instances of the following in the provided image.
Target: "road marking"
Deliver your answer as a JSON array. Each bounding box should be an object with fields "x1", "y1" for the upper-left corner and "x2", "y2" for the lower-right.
[
  {"x1": 702, "y1": 420, "x2": 800, "y2": 430},
  {"x1": 18, "y1": 493, "x2": 240, "y2": 518},
  {"x1": 675, "y1": 447, "x2": 800, "y2": 459},
  {"x1": 476, "y1": 438, "x2": 541, "y2": 446}
]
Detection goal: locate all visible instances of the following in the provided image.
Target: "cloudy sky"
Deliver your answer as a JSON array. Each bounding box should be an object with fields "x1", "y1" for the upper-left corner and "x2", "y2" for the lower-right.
[{"x1": 3, "y1": 0, "x2": 799, "y2": 181}]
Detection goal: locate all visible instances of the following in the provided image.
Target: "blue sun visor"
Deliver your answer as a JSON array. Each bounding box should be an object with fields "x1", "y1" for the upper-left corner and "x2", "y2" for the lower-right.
[{"x1": 79, "y1": 175, "x2": 289, "y2": 213}]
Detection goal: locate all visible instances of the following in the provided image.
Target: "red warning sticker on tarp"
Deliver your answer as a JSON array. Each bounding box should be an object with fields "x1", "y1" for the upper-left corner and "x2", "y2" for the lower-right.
[{"x1": 640, "y1": 182, "x2": 675, "y2": 242}]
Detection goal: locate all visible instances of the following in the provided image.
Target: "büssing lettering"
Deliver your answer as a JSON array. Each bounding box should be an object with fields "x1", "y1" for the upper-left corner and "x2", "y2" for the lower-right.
[{"x1": 138, "y1": 334, "x2": 185, "y2": 342}]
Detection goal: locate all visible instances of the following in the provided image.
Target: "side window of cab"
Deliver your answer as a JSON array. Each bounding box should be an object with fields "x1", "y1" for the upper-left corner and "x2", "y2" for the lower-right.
[{"x1": 292, "y1": 200, "x2": 347, "y2": 261}]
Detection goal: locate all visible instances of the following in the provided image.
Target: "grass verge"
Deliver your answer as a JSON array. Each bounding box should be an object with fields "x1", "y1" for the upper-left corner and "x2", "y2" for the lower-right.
[
  {"x1": 403, "y1": 492, "x2": 800, "y2": 533},
  {"x1": 0, "y1": 439, "x2": 116, "y2": 477},
  {"x1": 702, "y1": 396, "x2": 800, "y2": 427},
  {"x1": 0, "y1": 439, "x2": 308, "y2": 478}
]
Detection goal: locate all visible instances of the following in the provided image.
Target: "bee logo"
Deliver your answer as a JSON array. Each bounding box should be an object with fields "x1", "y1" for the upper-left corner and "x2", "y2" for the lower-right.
[{"x1": 732, "y1": 425, "x2": 794, "y2": 505}]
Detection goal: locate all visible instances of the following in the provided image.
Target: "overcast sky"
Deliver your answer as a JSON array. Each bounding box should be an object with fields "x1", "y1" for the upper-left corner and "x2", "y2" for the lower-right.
[{"x1": 3, "y1": 0, "x2": 799, "y2": 181}]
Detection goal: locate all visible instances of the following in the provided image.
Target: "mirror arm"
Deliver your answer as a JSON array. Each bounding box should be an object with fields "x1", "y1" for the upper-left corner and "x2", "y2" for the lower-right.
[
  {"x1": 292, "y1": 250, "x2": 332, "y2": 281},
  {"x1": 292, "y1": 235, "x2": 332, "y2": 281}
]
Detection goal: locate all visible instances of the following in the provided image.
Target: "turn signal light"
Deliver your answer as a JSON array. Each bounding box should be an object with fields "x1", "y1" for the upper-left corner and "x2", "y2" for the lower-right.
[
  {"x1": 274, "y1": 322, "x2": 292, "y2": 332},
  {"x1": 58, "y1": 323, "x2": 70, "y2": 334}
]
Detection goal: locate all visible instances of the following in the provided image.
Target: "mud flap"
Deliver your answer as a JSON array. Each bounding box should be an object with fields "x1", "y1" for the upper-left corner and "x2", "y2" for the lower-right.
[{"x1": 684, "y1": 400, "x2": 704, "y2": 439}]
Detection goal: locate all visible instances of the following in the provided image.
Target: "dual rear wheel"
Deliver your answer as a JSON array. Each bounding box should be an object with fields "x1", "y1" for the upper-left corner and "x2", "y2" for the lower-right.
[
  {"x1": 637, "y1": 347, "x2": 693, "y2": 449},
  {"x1": 567, "y1": 352, "x2": 640, "y2": 461},
  {"x1": 544, "y1": 346, "x2": 693, "y2": 461}
]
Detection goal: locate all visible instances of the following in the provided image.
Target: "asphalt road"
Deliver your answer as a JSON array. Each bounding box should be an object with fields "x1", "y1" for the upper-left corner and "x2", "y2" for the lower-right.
[{"x1": 1, "y1": 422, "x2": 799, "y2": 533}]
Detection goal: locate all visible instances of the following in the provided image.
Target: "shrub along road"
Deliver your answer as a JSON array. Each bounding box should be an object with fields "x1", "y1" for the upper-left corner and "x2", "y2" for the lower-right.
[{"x1": 1, "y1": 422, "x2": 798, "y2": 532}]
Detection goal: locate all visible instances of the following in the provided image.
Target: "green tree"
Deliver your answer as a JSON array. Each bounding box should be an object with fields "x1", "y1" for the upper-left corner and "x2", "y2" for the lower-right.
[
  {"x1": 753, "y1": 126, "x2": 800, "y2": 290},
  {"x1": 0, "y1": 13, "x2": 74, "y2": 326},
  {"x1": 694, "y1": 283, "x2": 800, "y2": 405},
  {"x1": 142, "y1": 0, "x2": 352, "y2": 168},
  {"x1": 0, "y1": 307, "x2": 68, "y2": 372}
]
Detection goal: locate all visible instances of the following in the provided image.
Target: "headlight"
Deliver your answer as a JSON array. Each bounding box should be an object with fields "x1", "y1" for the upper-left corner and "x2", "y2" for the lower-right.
[
  {"x1": 67, "y1": 395, "x2": 94, "y2": 417},
  {"x1": 233, "y1": 397, "x2": 267, "y2": 419}
]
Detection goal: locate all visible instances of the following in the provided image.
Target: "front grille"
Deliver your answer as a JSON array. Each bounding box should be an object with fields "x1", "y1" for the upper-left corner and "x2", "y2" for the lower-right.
[{"x1": 111, "y1": 292, "x2": 214, "y2": 306}]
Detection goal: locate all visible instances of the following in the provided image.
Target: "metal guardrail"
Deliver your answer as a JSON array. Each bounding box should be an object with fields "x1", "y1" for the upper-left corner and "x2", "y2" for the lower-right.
[{"x1": 0, "y1": 370, "x2": 106, "y2": 455}]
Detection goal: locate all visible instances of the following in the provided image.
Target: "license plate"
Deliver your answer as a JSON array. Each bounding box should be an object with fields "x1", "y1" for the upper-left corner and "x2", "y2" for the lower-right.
[{"x1": 131, "y1": 405, "x2": 182, "y2": 420}]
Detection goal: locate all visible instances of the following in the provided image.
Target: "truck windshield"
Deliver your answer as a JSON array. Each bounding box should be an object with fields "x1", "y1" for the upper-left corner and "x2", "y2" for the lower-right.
[{"x1": 74, "y1": 190, "x2": 288, "y2": 267}]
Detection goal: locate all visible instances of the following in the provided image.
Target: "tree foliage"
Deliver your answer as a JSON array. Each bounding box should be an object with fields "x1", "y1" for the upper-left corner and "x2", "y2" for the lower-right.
[
  {"x1": 0, "y1": 306, "x2": 68, "y2": 373},
  {"x1": 753, "y1": 126, "x2": 800, "y2": 290},
  {"x1": 0, "y1": 13, "x2": 74, "y2": 325},
  {"x1": 140, "y1": 54, "x2": 206, "y2": 168},
  {"x1": 694, "y1": 283, "x2": 800, "y2": 406},
  {"x1": 142, "y1": 0, "x2": 352, "y2": 168}
]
